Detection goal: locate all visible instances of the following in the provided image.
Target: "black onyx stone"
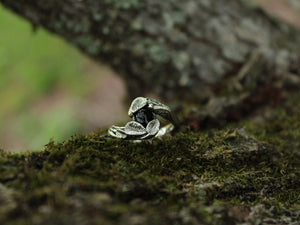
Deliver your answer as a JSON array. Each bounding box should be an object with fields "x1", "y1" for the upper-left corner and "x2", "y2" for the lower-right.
[{"x1": 133, "y1": 108, "x2": 155, "y2": 127}]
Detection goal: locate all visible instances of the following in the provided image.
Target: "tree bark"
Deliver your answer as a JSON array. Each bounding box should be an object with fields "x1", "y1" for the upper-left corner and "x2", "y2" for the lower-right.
[{"x1": 1, "y1": 0, "x2": 299, "y2": 102}]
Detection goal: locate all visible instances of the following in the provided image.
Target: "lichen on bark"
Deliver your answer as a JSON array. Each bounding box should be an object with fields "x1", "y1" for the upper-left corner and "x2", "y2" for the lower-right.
[{"x1": 1, "y1": 0, "x2": 299, "y2": 100}]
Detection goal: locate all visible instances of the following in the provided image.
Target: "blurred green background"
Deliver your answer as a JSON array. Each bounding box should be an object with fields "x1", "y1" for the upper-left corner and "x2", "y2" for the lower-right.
[
  {"x1": 0, "y1": 1, "x2": 298, "y2": 152},
  {"x1": 0, "y1": 5, "x2": 125, "y2": 152}
]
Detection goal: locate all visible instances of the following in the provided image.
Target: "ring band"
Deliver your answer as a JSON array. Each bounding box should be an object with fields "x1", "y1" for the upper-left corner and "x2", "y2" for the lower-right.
[{"x1": 108, "y1": 97, "x2": 179, "y2": 140}]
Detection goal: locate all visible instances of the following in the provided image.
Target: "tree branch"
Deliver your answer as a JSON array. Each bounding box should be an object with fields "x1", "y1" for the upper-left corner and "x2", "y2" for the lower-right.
[{"x1": 1, "y1": 0, "x2": 299, "y2": 102}]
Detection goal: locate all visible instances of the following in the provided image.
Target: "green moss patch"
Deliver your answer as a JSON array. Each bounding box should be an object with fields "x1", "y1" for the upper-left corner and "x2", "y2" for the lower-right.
[{"x1": 0, "y1": 93, "x2": 300, "y2": 224}]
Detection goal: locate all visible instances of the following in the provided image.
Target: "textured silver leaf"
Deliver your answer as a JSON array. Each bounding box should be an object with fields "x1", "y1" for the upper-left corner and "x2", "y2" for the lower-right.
[
  {"x1": 124, "y1": 121, "x2": 147, "y2": 136},
  {"x1": 128, "y1": 97, "x2": 147, "y2": 117}
]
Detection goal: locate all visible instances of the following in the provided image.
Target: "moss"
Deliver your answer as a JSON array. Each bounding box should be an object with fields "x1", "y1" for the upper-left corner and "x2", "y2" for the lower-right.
[
  {"x1": 0, "y1": 133, "x2": 298, "y2": 223},
  {"x1": 0, "y1": 92, "x2": 300, "y2": 224},
  {"x1": 245, "y1": 93, "x2": 300, "y2": 155}
]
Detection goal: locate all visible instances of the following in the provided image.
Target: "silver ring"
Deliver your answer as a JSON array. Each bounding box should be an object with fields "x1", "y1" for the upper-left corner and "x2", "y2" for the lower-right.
[{"x1": 108, "y1": 97, "x2": 179, "y2": 140}]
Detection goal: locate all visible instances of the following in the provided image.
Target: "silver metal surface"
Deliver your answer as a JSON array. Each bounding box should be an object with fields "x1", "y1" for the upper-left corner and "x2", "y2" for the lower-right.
[{"x1": 108, "y1": 97, "x2": 179, "y2": 140}]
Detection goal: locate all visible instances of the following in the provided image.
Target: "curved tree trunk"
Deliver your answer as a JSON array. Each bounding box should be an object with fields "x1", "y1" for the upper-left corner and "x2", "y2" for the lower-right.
[{"x1": 1, "y1": 0, "x2": 299, "y2": 102}]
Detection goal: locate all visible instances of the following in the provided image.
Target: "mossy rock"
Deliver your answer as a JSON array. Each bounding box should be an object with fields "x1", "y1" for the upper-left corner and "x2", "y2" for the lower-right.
[{"x1": 0, "y1": 93, "x2": 300, "y2": 224}]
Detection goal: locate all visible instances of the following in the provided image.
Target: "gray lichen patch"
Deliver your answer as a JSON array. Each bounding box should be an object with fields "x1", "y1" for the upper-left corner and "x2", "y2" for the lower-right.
[
  {"x1": 0, "y1": 184, "x2": 18, "y2": 218},
  {"x1": 1, "y1": 0, "x2": 299, "y2": 100}
]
